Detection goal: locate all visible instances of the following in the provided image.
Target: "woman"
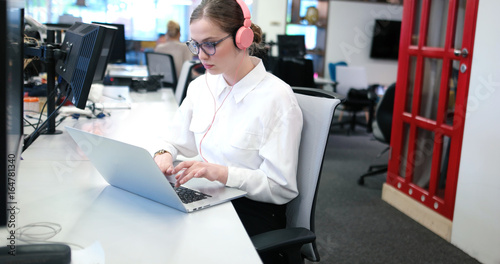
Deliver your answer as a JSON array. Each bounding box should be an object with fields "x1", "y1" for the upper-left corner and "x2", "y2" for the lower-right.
[
  {"x1": 154, "y1": 0, "x2": 302, "y2": 241},
  {"x1": 154, "y1": 20, "x2": 193, "y2": 79}
]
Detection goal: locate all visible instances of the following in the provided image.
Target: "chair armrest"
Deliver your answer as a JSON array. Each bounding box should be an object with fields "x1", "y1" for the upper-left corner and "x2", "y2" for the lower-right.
[{"x1": 250, "y1": 227, "x2": 316, "y2": 253}]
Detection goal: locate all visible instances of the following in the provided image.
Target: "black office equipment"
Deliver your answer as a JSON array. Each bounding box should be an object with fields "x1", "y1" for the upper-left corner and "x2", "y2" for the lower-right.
[
  {"x1": 1, "y1": 0, "x2": 24, "y2": 228},
  {"x1": 0, "y1": 244, "x2": 71, "y2": 264},
  {"x1": 23, "y1": 22, "x2": 116, "y2": 151},
  {"x1": 271, "y1": 57, "x2": 316, "y2": 88},
  {"x1": 92, "y1": 22, "x2": 127, "y2": 64},
  {"x1": 56, "y1": 22, "x2": 117, "y2": 109},
  {"x1": 370, "y1": 19, "x2": 402, "y2": 60},
  {"x1": 277, "y1": 34, "x2": 306, "y2": 58},
  {"x1": 1, "y1": 4, "x2": 72, "y2": 263}
]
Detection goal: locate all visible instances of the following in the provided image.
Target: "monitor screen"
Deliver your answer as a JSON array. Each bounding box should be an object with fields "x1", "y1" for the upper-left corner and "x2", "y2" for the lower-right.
[
  {"x1": 92, "y1": 22, "x2": 127, "y2": 64},
  {"x1": 285, "y1": 24, "x2": 317, "y2": 50},
  {"x1": 370, "y1": 19, "x2": 402, "y2": 60},
  {"x1": 55, "y1": 22, "x2": 116, "y2": 109},
  {"x1": 277, "y1": 34, "x2": 306, "y2": 58},
  {"x1": 1, "y1": 0, "x2": 24, "y2": 227}
]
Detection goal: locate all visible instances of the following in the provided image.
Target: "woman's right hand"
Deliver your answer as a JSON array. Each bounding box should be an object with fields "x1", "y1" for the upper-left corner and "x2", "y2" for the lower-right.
[{"x1": 154, "y1": 152, "x2": 175, "y2": 175}]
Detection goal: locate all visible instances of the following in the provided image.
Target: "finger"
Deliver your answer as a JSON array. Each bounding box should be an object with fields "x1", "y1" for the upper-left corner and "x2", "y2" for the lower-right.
[
  {"x1": 165, "y1": 165, "x2": 175, "y2": 175},
  {"x1": 175, "y1": 170, "x2": 194, "y2": 187},
  {"x1": 175, "y1": 168, "x2": 186, "y2": 180},
  {"x1": 193, "y1": 167, "x2": 206, "y2": 178},
  {"x1": 173, "y1": 160, "x2": 194, "y2": 174}
]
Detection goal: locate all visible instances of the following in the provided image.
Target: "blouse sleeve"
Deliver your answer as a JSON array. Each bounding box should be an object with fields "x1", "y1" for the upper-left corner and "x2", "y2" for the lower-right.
[
  {"x1": 226, "y1": 98, "x2": 303, "y2": 205},
  {"x1": 157, "y1": 83, "x2": 199, "y2": 160}
]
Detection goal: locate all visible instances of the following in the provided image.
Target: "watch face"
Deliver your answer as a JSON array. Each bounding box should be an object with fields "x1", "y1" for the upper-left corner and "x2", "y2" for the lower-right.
[{"x1": 155, "y1": 150, "x2": 169, "y2": 157}]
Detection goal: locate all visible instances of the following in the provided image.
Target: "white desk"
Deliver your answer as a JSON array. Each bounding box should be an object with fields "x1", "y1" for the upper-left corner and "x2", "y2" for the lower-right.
[
  {"x1": 314, "y1": 76, "x2": 337, "y2": 93},
  {"x1": 2, "y1": 87, "x2": 262, "y2": 264}
]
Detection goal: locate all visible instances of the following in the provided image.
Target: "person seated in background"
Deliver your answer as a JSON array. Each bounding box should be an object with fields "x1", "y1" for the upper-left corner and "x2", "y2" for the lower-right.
[{"x1": 154, "y1": 20, "x2": 193, "y2": 79}]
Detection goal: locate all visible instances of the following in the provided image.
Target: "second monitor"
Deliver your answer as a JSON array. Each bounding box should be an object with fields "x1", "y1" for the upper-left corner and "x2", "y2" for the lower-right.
[
  {"x1": 56, "y1": 22, "x2": 117, "y2": 109},
  {"x1": 277, "y1": 35, "x2": 306, "y2": 58},
  {"x1": 92, "y1": 22, "x2": 127, "y2": 64}
]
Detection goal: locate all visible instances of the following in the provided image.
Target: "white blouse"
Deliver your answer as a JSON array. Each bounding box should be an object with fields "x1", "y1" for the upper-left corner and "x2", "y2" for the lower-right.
[{"x1": 160, "y1": 57, "x2": 303, "y2": 205}]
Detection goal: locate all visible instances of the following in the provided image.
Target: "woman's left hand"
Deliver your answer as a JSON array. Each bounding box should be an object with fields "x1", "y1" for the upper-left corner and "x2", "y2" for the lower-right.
[{"x1": 173, "y1": 160, "x2": 228, "y2": 187}]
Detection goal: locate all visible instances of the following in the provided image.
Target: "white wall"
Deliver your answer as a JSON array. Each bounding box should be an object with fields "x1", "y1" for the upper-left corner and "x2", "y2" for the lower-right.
[
  {"x1": 452, "y1": 0, "x2": 500, "y2": 263},
  {"x1": 325, "y1": 1, "x2": 403, "y2": 86},
  {"x1": 252, "y1": 0, "x2": 287, "y2": 57}
]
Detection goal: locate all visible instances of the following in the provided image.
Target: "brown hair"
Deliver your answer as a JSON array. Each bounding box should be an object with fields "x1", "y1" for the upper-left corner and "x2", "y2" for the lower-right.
[{"x1": 190, "y1": 0, "x2": 264, "y2": 55}]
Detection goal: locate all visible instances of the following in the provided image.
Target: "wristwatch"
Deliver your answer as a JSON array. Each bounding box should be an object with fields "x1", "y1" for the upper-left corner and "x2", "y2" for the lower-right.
[{"x1": 154, "y1": 149, "x2": 171, "y2": 158}]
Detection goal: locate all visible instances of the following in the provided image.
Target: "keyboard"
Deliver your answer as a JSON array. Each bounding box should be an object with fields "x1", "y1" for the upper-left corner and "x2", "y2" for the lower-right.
[{"x1": 170, "y1": 183, "x2": 211, "y2": 204}]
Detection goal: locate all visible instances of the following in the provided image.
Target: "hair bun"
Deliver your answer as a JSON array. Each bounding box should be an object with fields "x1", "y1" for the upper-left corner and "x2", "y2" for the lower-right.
[{"x1": 251, "y1": 23, "x2": 262, "y2": 44}]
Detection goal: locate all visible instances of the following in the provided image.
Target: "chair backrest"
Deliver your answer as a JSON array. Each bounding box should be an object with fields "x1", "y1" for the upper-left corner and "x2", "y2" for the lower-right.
[
  {"x1": 272, "y1": 57, "x2": 316, "y2": 88},
  {"x1": 328, "y1": 61, "x2": 347, "y2": 82},
  {"x1": 288, "y1": 87, "x2": 341, "y2": 261},
  {"x1": 372, "y1": 83, "x2": 396, "y2": 143},
  {"x1": 145, "y1": 52, "x2": 177, "y2": 89},
  {"x1": 175, "y1": 60, "x2": 202, "y2": 105},
  {"x1": 335, "y1": 66, "x2": 368, "y2": 95}
]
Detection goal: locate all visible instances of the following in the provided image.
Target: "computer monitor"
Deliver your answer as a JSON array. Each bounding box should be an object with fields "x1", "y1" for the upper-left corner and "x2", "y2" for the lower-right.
[
  {"x1": 1, "y1": 0, "x2": 24, "y2": 227},
  {"x1": 56, "y1": 22, "x2": 117, "y2": 109},
  {"x1": 277, "y1": 34, "x2": 306, "y2": 58},
  {"x1": 370, "y1": 19, "x2": 402, "y2": 60},
  {"x1": 285, "y1": 24, "x2": 317, "y2": 50},
  {"x1": 92, "y1": 22, "x2": 127, "y2": 64}
]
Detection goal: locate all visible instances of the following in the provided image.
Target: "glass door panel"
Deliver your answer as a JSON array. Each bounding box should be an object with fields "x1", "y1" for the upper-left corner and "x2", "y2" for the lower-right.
[
  {"x1": 411, "y1": 0, "x2": 423, "y2": 46},
  {"x1": 419, "y1": 58, "x2": 443, "y2": 120},
  {"x1": 426, "y1": 0, "x2": 449, "y2": 48}
]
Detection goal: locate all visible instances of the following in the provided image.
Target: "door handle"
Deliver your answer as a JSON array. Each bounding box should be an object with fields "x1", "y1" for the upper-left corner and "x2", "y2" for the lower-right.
[{"x1": 454, "y1": 48, "x2": 469, "y2": 58}]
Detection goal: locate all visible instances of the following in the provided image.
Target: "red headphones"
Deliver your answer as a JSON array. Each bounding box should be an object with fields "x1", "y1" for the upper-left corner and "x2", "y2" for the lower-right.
[{"x1": 234, "y1": 0, "x2": 254, "y2": 50}]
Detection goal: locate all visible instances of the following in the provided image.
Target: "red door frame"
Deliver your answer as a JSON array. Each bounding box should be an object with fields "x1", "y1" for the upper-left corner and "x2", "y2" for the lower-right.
[{"x1": 387, "y1": 0, "x2": 479, "y2": 220}]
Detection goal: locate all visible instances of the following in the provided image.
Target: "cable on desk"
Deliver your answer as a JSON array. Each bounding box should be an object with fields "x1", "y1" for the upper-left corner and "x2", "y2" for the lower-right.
[
  {"x1": 87, "y1": 101, "x2": 111, "y2": 119},
  {"x1": 15, "y1": 222, "x2": 84, "y2": 249},
  {"x1": 102, "y1": 93, "x2": 126, "y2": 101},
  {"x1": 16, "y1": 222, "x2": 62, "y2": 241}
]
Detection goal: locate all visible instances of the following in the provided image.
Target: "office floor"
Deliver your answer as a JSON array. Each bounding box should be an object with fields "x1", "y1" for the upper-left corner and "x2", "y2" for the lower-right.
[{"x1": 308, "y1": 123, "x2": 481, "y2": 264}]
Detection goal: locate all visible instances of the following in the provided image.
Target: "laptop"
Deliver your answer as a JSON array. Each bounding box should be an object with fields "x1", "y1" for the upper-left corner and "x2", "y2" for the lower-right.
[{"x1": 65, "y1": 127, "x2": 247, "y2": 213}]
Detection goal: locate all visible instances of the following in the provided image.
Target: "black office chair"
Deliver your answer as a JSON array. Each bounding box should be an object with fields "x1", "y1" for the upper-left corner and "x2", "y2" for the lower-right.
[
  {"x1": 271, "y1": 57, "x2": 316, "y2": 88},
  {"x1": 330, "y1": 66, "x2": 377, "y2": 134},
  {"x1": 251, "y1": 87, "x2": 342, "y2": 264},
  {"x1": 358, "y1": 83, "x2": 396, "y2": 185},
  {"x1": 331, "y1": 85, "x2": 377, "y2": 134},
  {"x1": 145, "y1": 52, "x2": 177, "y2": 89}
]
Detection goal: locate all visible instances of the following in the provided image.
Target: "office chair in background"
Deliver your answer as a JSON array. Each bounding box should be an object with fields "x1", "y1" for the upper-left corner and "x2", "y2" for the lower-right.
[
  {"x1": 358, "y1": 83, "x2": 395, "y2": 185},
  {"x1": 251, "y1": 87, "x2": 341, "y2": 264},
  {"x1": 332, "y1": 66, "x2": 377, "y2": 134},
  {"x1": 328, "y1": 61, "x2": 347, "y2": 84},
  {"x1": 145, "y1": 52, "x2": 177, "y2": 89},
  {"x1": 175, "y1": 60, "x2": 203, "y2": 105}
]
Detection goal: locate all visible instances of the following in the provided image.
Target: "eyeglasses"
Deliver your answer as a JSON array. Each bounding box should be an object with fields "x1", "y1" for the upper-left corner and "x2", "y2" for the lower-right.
[{"x1": 186, "y1": 34, "x2": 232, "y2": 56}]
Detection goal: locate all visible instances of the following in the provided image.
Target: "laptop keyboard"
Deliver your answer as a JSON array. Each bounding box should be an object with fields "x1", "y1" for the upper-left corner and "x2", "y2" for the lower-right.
[{"x1": 170, "y1": 183, "x2": 211, "y2": 204}]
